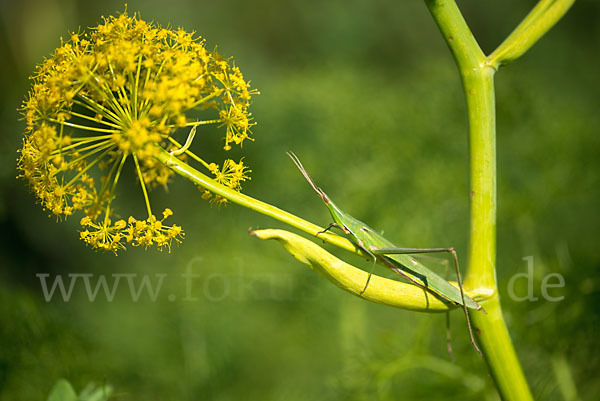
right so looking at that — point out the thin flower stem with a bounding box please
[60,140,113,160]
[68,111,122,129]
[52,141,114,177]
[165,119,222,129]
[104,152,129,222]
[116,84,133,120]
[133,153,153,217]
[74,96,121,126]
[138,68,153,117]
[86,74,130,124]
[107,60,133,121]
[46,119,119,133]
[51,136,113,156]
[65,146,114,187]
[138,60,167,115]
[67,134,115,142]
[98,154,122,205]
[58,122,64,142]
[132,55,143,120]
[186,91,221,110]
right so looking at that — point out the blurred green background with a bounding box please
[1,1,599,400]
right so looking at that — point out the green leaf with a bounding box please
[46,379,113,401]
[79,382,113,401]
[46,379,77,401]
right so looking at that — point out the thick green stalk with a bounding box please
[426,0,573,398]
[425,1,532,400]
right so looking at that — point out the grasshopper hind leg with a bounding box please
[372,246,482,356]
[448,248,482,356]
[358,244,378,295]
[359,258,377,295]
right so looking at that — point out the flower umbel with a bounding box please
[17,10,258,252]
[79,208,182,253]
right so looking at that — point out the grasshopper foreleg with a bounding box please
[316,222,341,236]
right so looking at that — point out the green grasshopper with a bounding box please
[287,152,484,354]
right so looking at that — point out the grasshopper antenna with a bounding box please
[286,151,329,203]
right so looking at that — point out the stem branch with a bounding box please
[487,0,575,68]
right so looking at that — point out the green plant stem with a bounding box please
[487,0,576,68]
[155,148,358,255]
[425,1,532,400]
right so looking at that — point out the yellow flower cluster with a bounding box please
[18,122,101,218]
[17,10,257,252]
[80,209,183,253]
[202,159,251,205]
